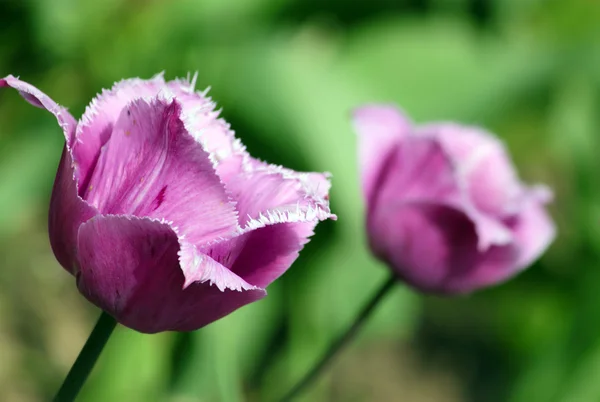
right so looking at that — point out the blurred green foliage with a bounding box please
[0,0,598,401]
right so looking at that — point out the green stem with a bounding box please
[53,311,117,402]
[278,274,397,402]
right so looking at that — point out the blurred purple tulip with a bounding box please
[353,105,555,294]
[1,73,335,333]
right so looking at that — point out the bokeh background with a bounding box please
[0,0,598,401]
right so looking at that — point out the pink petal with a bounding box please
[226,162,334,229]
[74,74,168,189]
[373,202,520,294]
[352,105,411,204]
[442,245,522,294]
[245,157,333,200]
[509,191,556,269]
[179,242,261,291]
[370,134,511,252]
[0,76,99,273]
[202,221,316,289]
[76,215,266,333]
[378,136,459,203]
[195,160,332,289]
[49,148,99,273]
[466,210,513,250]
[371,202,478,292]
[424,123,525,218]
[74,74,246,192]
[0,75,77,145]
[83,96,239,246]
[232,222,316,288]
[167,76,247,183]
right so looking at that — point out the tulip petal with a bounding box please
[0,76,99,273]
[198,160,331,288]
[234,222,316,287]
[226,162,334,230]
[423,123,524,218]
[49,148,99,272]
[466,210,513,250]
[353,105,411,204]
[371,202,479,293]
[372,135,512,250]
[510,192,556,269]
[83,96,239,246]
[379,136,458,203]
[167,76,247,183]
[76,215,266,333]
[373,202,519,294]
[372,198,553,295]
[74,74,168,189]
[75,74,247,191]
[202,221,316,288]
[0,75,77,144]
[179,242,261,291]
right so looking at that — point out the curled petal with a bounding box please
[353,105,411,204]
[178,242,259,291]
[0,76,98,273]
[76,215,266,333]
[199,160,332,288]
[245,158,333,200]
[0,75,77,145]
[227,161,334,230]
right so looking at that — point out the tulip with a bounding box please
[1,73,335,333]
[353,105,555,294]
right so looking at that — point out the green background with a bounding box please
[0,0,598,401]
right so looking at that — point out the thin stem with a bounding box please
[278,274,397,402]
[53,311,117,402]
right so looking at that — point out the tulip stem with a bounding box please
[53,311,117,402]
[277,274,397,402]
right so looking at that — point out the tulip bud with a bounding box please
[353,105,554,294]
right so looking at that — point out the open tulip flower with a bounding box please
[1,74,335,333]
[353,105,555,294]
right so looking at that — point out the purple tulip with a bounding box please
[1,73,335,333]
[353,105,555,294]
